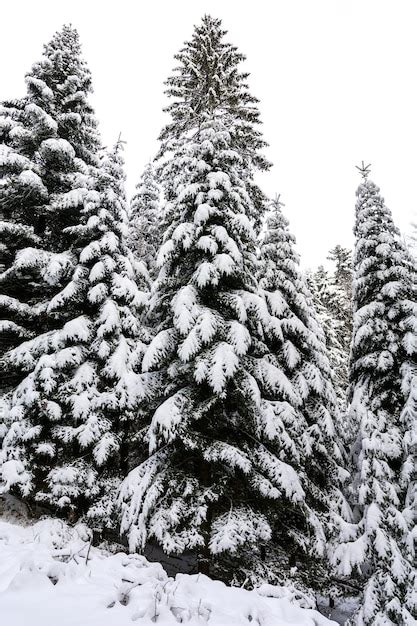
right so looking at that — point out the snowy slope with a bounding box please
[0,512,337,626]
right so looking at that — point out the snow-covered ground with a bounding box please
[0,501,337,626]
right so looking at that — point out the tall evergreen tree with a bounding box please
[257,198,349,589]
[332,165,417,624]
[0,25,100,392]
[0,144,148,525]
[128,161,161,278]
[119,116,276,582]
[119,16,275,580]
[119,17,346,590]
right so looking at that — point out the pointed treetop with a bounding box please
[159,14,269,169]
[268,194,289,228]
[271,193,285,211]
[355,161,372,179]
[263,194,288,232]
[261,193,296,258]
[116,132,126,145]
[23,23,101,164]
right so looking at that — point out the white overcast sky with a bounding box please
[2,0,417,267]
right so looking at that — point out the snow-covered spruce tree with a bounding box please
[325,245,353,359]
[257,198,349,590]
[332,165,417,625]
[118,116,345,591]
[0,26,100,391]
[307,265,350,411]
[157,14,270,222]
[128,161,161,278]
[327,245,353,380]
[119,115,282,581]
[118,15,280,581]
[328,244,353,303]
[0,144,149,526]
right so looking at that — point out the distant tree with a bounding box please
[128,161,161,278]
[332,165,417,624]
[307,265,349,411]
[327,245,353,302]
[307,244,352,414]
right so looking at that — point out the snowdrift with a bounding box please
[0,513,337,626]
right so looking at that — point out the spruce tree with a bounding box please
[332,165,417,624]
[0,144,148,526]
[119,17,346,589]
[326,245,353,359]
[308,264,350,411]
[327,244,353,303]
[128,161,161,278]
[327,245,353,384]
[0,25,100,392]
[257,198,349,589]
[121,113,303,582]
[119,16,274,580]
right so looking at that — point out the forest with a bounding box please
[0,15,416,626]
